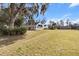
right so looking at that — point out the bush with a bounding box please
[1,27,27,35]
[48,25,55,30]
[14,15,24,27]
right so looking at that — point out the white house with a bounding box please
[36,23,48,30]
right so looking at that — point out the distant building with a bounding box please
[36,23,48,30]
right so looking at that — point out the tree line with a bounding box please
[48,19,79,30]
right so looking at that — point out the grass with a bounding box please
[0,30,79,55]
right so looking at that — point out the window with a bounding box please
[38,25,42,28]
[44,25,46,27]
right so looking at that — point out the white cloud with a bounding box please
[59,14,71,20]
[46,14,71,25]
[72,18,79,23]
[69,3,79,8]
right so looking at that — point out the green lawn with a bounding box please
[0,30,79,56]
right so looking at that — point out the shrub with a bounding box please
[1,27,27,35]
[14,15,24,27]
[48,25,55,30]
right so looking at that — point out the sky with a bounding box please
[36,3,79,23]
[1,3,79,23]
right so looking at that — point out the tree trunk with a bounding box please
[9,12,19,29]
[9,18,15,29]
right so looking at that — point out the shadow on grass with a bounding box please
[0,34,26,47]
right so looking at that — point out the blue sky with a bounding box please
[36,3,79,22]
[2,3,79,22]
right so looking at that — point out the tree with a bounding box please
[56,21,60,29]
[1,3,48,29]
[28,16,35,25]
[66,19,73,29]
[35,19,40,25]
[48,21,56,29]
[66,19,70,26]
[41,18,46,24]
[40,3,48,15]
[60,20,64,26]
